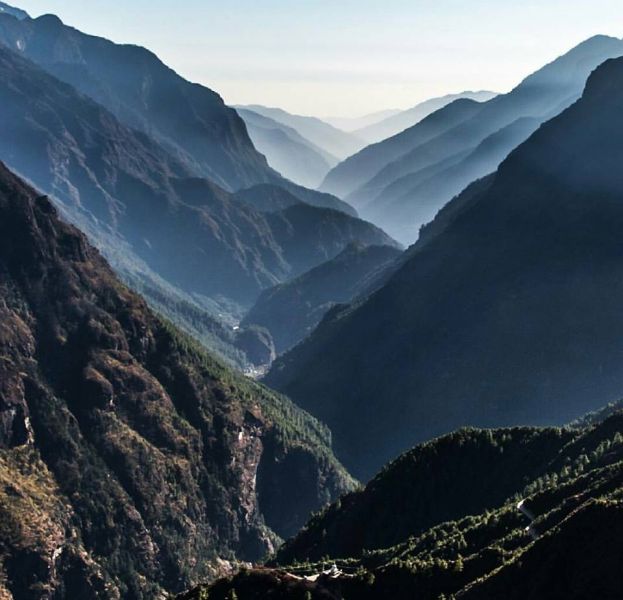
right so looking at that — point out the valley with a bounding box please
[1,2,622,599]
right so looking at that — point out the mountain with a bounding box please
[0,1,27,20]
[236,105,365,160]
[234,184,304,213]
[323,109,401,133]
[346,36,623,236]
[242,243,402,354]
[0,10,351,217]
[264,204,400,278]
[0,161,355,599]
[236,108,338,188]
[183,405,623,599]
[265,55,623,480]
[0,42,392,372]
[365,116,542,243]
[320,98,485,200]
[321,36,623,219]
[0,11,270,191]
[355,91,498,144]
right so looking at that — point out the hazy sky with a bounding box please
[15,1,623,117]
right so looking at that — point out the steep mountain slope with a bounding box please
[321,35,623,213]
[237,109,338,188]
[274,427,572,563]
[0,10,349,216]
[265,205,400,278]
[0,162,354,599]
[320,98,485,200]
[355,91,497,144]
[184,407,623,600]
[0,12,269,191]
[266,56,623,480]
[234,185,305,213]
[0,45,388,322]
[242,244,402,354]
[365,117,541,243]
[237,105,365,160]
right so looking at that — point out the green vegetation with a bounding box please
[184,406,623,599]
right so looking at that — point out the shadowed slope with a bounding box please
[266,56,623,479]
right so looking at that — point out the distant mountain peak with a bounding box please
[0,1,28,20]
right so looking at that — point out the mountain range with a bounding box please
[0,11,400,369]
[353,90,498,144]
[0,11,355,211]
[236,108,338,188]
[322,109,401,133]
[0,160,354,599]
[236,105,366,161]
[266,55,623,479]
[321,35,623,244]
[1,4,623,599]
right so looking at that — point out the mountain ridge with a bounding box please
[354,90,498,144]
[242,243,402,354]
[266,54,623,479]
[0,41,393,370]
[236,104,365,160]
[321,35,623,244]
[236,108,338,188]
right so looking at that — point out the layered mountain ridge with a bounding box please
[321,35,623,244]
[236,105,365,161]
[353,90,498,144]
[236,108,338,189]
[266,55,623,479]
[0,32,396,367]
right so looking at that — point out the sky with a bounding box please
[14,0,623,118]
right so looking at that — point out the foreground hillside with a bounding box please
[182,403,623,599]
[266,55,623,480]
[0,163,354,599]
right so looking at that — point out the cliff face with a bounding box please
[0,162,354,599]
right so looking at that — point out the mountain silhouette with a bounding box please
[354,90,497,144]
[266,55,623,479]
[321,36,623,243]
[237,108,338,188]
[237,104,366,160]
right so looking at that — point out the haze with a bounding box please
[15,0,623,116]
